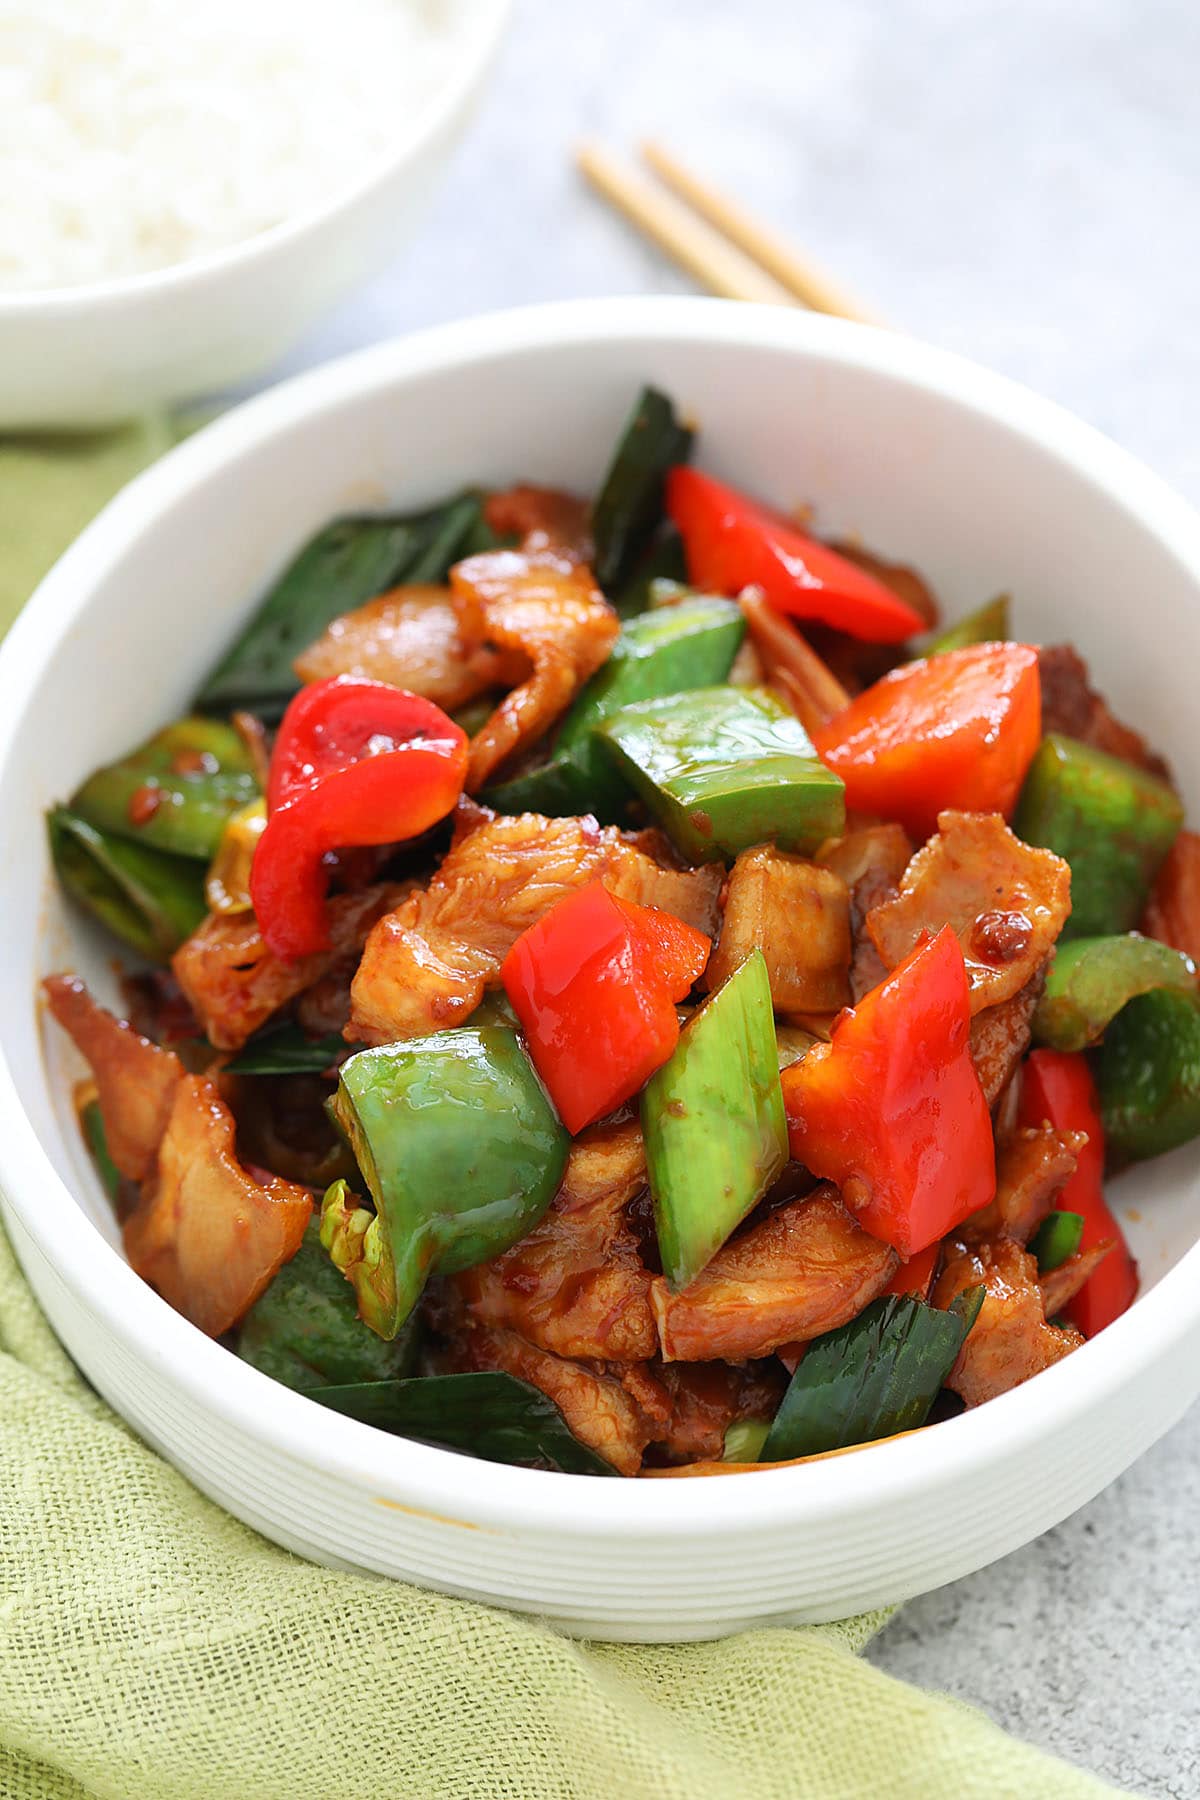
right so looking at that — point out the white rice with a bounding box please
[0,0,456,291]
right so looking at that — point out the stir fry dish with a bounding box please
[42,387,1200,1477]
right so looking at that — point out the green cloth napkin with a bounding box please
[0,430,1134,1800]
[0,420,178,630]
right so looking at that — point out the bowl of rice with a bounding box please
[0,0,510,427]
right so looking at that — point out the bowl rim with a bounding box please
[4,294,1200,1538]
[0,0,510,315]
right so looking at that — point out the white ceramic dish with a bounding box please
[0,0,509,429]
[3,298,1200,1643]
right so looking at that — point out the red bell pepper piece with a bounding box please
[813,641,1042,840]
[665,467,926,644]
[500,880,710,1135]
[781,925,995,1255]
[1018,1049,1138,1336]
[610,894,710,998]
[251,676,467,962]
[881,1241,941,1300]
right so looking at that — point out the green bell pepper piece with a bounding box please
[236,1221,419,1391]
[591,386,693,594]
[484,596,746,820]
[598,686,845,862]
[1096,986,1200,1162]
[759,1292,975,1462]
[925,593,1010,655]
[312,1371,617,1474]
[1029,1210,1084,1272]
[70,716,259,860]
[321,1025,569,1338]
[644,949,787,1290]
[47,805,208,961]
[558,598,745,755]
[196,494,488,716]
[481,752,606,821]
[1014,733,1183,937]
[1033,932,1196,1052]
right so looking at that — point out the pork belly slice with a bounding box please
[867,810,1071,1013]
[650,1186,897,1365]
[933,1235,1085,1408]
[348,805,721,1044]
[452,1120,656,1363]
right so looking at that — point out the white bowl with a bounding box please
[3,298,1200,1644]
[0,1,509,429]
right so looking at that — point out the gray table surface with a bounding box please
[258,4,1200,1792]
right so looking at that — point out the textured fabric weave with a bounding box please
[0,428,1134,1799]
[0,419,178,630]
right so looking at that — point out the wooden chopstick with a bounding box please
[576,138,878,324]
[576,141,799,307]
[640,141,880,323]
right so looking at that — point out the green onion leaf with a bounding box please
[236,1222,418,1391]
[947,1283,987,1333]
[80,1099,122,1203]
[196,494,488,716]
[760,1294,973,1462]
[612,529,689,619]
[311,1371,618,1475]
[223,1024,348,1076]
[591,387,693,594]
[400,491,495,583]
